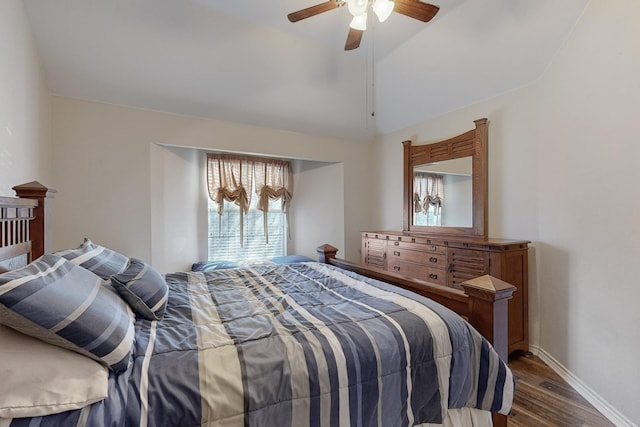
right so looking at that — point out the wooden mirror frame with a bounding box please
[403,118,488,238]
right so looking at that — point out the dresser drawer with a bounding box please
[424,252,446,268]
[387,246,447,268]
[386,260,447,286]
[421,267,447,287]
[423,243,446,255]
[388,247,420,264]
[388,239,447,255]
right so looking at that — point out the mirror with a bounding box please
[413,156,473,227]
[403,118,488,238]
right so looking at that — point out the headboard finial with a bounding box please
[12,181,56,259]
[12,181,57,197]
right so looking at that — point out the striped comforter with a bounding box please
[11,262,513,427]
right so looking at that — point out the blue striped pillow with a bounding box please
[0,255,135,372]
[110,258,168,321]
[55,238,129,280]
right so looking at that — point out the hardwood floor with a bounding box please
[507,354,614,426]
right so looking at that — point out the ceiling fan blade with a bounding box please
[393,0,440,22]
[288,1,340,23]
[344,28,363,50]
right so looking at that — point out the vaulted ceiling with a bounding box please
[23,0,589,142]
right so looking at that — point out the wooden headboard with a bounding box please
[0,181,55,272]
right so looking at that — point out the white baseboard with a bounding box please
[528,345,636,427]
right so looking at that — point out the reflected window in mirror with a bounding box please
[413,173,443,226]
[413,156,473,227]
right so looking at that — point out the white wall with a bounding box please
[372,0,639,423]
[536,0,640,423]
[149,144,202,272]
[290,160,345,260]
[0,0,52,195]
[51,97,371,272]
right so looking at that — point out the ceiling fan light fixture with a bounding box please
[373,0,394,22]
[287,0,440,50]
[347,0,368,17]
[349,12,368,31]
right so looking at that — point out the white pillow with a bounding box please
[0,324,108,419]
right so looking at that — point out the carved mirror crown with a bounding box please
[403,118,488,238]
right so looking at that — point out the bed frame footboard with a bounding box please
[317,244,515,359]
[317,244,512,427]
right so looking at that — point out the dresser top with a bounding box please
[362,230,529,249]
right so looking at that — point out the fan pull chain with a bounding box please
[369,23,376,118]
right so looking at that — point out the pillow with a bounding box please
[270,255,314,264]
[0,254,135,372]
[0,324,108,418]
[55,238,129,280]
[111,258,168,321]
[191,260,239,271]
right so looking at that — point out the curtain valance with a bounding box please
[413,172,444,215]
[207,153,293,243]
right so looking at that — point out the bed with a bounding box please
[0,185,514,427]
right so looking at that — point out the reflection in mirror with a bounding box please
[413,157,473,227]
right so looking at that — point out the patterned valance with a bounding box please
[413,172,444,215]
[207,154,293,243]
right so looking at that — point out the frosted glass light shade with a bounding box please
[347,0,368,17]
[373,0,394,22]
[349,13,368,31]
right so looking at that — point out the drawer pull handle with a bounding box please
[448,263,454,273]
[430,245,437,251]
[393,251,400,256]
[429,273,438,280]
[429,257,438,263]
[393,265,401,271]
[394,242,399,246]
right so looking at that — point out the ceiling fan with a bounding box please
[288,0,440,51]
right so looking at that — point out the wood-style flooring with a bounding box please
[507,354,614,426]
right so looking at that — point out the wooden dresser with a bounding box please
[362,230,529,355]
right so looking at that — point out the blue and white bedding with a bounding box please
[4,261,513,427]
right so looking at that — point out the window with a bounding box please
[206,153,292,262]
[208,192,286,262]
